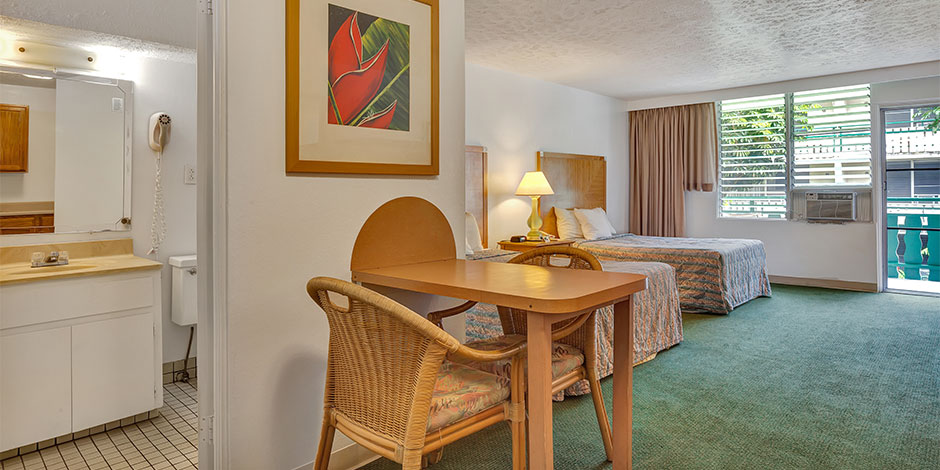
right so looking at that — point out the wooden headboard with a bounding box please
[537,151,606,238]
[465,145,487,248]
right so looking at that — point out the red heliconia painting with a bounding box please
[328,4,410,131]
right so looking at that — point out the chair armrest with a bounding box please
[447,337,527,363]
[550,312,592,342]
[428,300,478,329]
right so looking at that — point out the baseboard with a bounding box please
[769,275,878,292]
[290,442,380,470]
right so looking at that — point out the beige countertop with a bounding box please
[0,254,163,286]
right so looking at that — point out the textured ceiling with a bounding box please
[0,16,196,64]
[0,0,197,49]
[466,0,940,99]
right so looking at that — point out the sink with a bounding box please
[6,264,96,275]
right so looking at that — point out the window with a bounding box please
[886,161,913,199]
[719,94,787,219]
[885,104,940,199]
[913,160,940,197]
[718,85,872,219]
[792,85,872,187]
[884,109,913,129]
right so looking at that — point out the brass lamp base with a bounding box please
[526,196,542,240]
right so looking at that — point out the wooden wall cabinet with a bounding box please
[0,104,29,173]
[0,213,54,234]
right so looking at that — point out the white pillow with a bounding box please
[465,212,484,253]
[554,208,584,240]
[573,208,614,240]
[579,207,616,234]
[465,238,474,256]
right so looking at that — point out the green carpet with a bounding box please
[361,285,940,469]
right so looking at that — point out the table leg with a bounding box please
[526,311,554,469]
[612,298,634,470]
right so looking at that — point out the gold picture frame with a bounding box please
[286,0,439,175]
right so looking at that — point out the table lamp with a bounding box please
[515,171,554,239]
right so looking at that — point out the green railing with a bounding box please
[887,197,940,281]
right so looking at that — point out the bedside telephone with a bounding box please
[510,232,557,243]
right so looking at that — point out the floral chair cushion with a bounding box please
[427,362,510,432]
[454,334,585,381]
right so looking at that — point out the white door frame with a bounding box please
[876,99,940,295]
[197,0,230,468]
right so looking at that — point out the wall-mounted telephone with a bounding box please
[148,112,171,255]
[149,113,171,151]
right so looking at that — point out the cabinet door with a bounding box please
[1,327,72,451]
[71,313,155,431]
[0,104,29,173]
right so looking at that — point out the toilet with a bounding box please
[169,255,197,326]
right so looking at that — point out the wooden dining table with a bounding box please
[353,258,647,470]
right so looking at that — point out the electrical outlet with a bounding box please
[184,164,196,185]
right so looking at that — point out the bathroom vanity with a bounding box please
[0,239,163,452]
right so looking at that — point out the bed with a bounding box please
[537,151,772,314]
[573,235,770,314]
[465,248,682,397]
[460,146,683,398]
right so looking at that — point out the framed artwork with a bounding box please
[286,0,439,175]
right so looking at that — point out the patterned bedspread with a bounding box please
[573,234,772,314]
[465,249,683,397]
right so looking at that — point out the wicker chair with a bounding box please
[429,246,614,461]
[307,277,528,470]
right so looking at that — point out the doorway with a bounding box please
[883,105,940,294]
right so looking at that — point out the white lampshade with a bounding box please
[515,171,554,196]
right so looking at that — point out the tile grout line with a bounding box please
[165,384,194,413]
[97,432,132,470]
[123,423,171,470]
[140,410,193,467]
[123,424,159,470]
[1,383,198,470]
[87,432,116,470]
[162,388,198,440]
[132,421,177,468]
[162,386,198,436]
[65,441,92,470]
[75,437,108,470]
[37,445,66,470]
[53,443,67,470]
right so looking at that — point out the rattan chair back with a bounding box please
[498,247,602,349]
[307,277,460,448]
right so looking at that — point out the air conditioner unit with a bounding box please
[805,192,857,222]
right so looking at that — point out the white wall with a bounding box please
[128,56,198,365]
[465,63,629,242]
[626,62,940,285]
[0,83,56,203]
[221,0,466,468]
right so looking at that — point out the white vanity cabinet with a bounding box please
[0,269,162,452]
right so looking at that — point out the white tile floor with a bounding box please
[1,382,198,470]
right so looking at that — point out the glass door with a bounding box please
[884,105,940,294]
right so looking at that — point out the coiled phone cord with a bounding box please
[149,149,167,255]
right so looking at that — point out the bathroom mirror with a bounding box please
[0,66,133,235]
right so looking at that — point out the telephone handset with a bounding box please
[148,113,171,255]
[149,113,171,151]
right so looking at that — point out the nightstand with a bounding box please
[497,239,574,253]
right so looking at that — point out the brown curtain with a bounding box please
[629,102,718,237]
